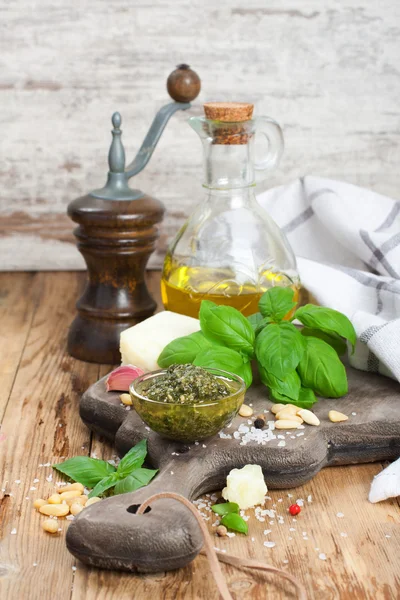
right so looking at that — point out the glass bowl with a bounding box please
[129,367,246,443]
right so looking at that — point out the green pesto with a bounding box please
[131,365,245,443]
[141,364,230,405]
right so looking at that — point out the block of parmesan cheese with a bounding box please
[120,311,200,372]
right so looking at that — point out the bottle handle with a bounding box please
[253,116,284,181]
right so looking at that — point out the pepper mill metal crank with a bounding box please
[67,65,201,364]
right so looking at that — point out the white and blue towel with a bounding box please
[258,177,400,383]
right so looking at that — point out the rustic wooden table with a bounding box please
[0,271,399,600]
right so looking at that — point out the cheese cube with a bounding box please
[120,311,200,372]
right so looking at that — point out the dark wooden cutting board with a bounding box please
[66,366,400,573]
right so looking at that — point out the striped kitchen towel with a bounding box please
[257,176,400,382]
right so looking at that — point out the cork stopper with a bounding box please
[203,102,254,122]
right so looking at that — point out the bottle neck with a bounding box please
[202,137,256,190]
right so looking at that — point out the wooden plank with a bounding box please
[0,272,98,600]
[0,272,39,420]
[1,1,400,270]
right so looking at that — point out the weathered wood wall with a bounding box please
[1,0,399,270]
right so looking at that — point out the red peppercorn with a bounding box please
[289,504,301,516]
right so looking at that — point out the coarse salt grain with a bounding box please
[340,532,348,537]
[263,541,275,548]
[15,480,21,484]
[307,495,312,503]
[296,499,304,506]
[283,559,289,564]
[46,474,53,483]
[30,487,36,491]
[11,528,17,535]
[33,479,39,483]
[226,532,236,538]
[385,534,391,538]
[319,553,327,560]
[337,512,344,518]
[263,529,271,535]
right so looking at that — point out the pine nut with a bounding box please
[329,410,348,423]
[70,503,84,516]
[239,404,253,417]
[58,482,84,493]
[270,404,285,415]
[39,503,70,517]
[85,497,101,507]
[274,420,301,430]
[47,494,62,504]
[281,404,299,415]
[33,498,47,510]
[120,393,133,406]
[65,495,88,507]
[276,411,303,423]
[297,409,320,426]
[216,525,227,537]
[42,519,60,534]
[59,490,82,501]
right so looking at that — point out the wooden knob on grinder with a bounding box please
[167,64,201,103]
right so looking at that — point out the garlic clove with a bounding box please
[106,365,145,392]
[369,456,400,503]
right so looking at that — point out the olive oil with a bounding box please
[161,259,300,318]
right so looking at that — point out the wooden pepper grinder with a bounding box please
[67,65,201,364]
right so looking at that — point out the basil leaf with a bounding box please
[158,331,211,367]
[295,304,356,349]
[259,287,297,322]
[260,367,301,401]
[117,439,147,478]
[297,386,317,408]
[221,513,248,535]
[269,386,317,409]
[297,336,348,398]
[301,327,347,356]
[255,322,305,380]
[247,312,263,332]
[88,473,119,499]
[113,468,158,495]
[193,346,252,387]
[199,300,255,357]
[212,502,239,516]
[52,457,116,487]
[255,317,274,336]
[239,361,253,389]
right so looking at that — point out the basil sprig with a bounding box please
[157,286,356,407]
[53,439,157,499]
[212,502,248,534]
